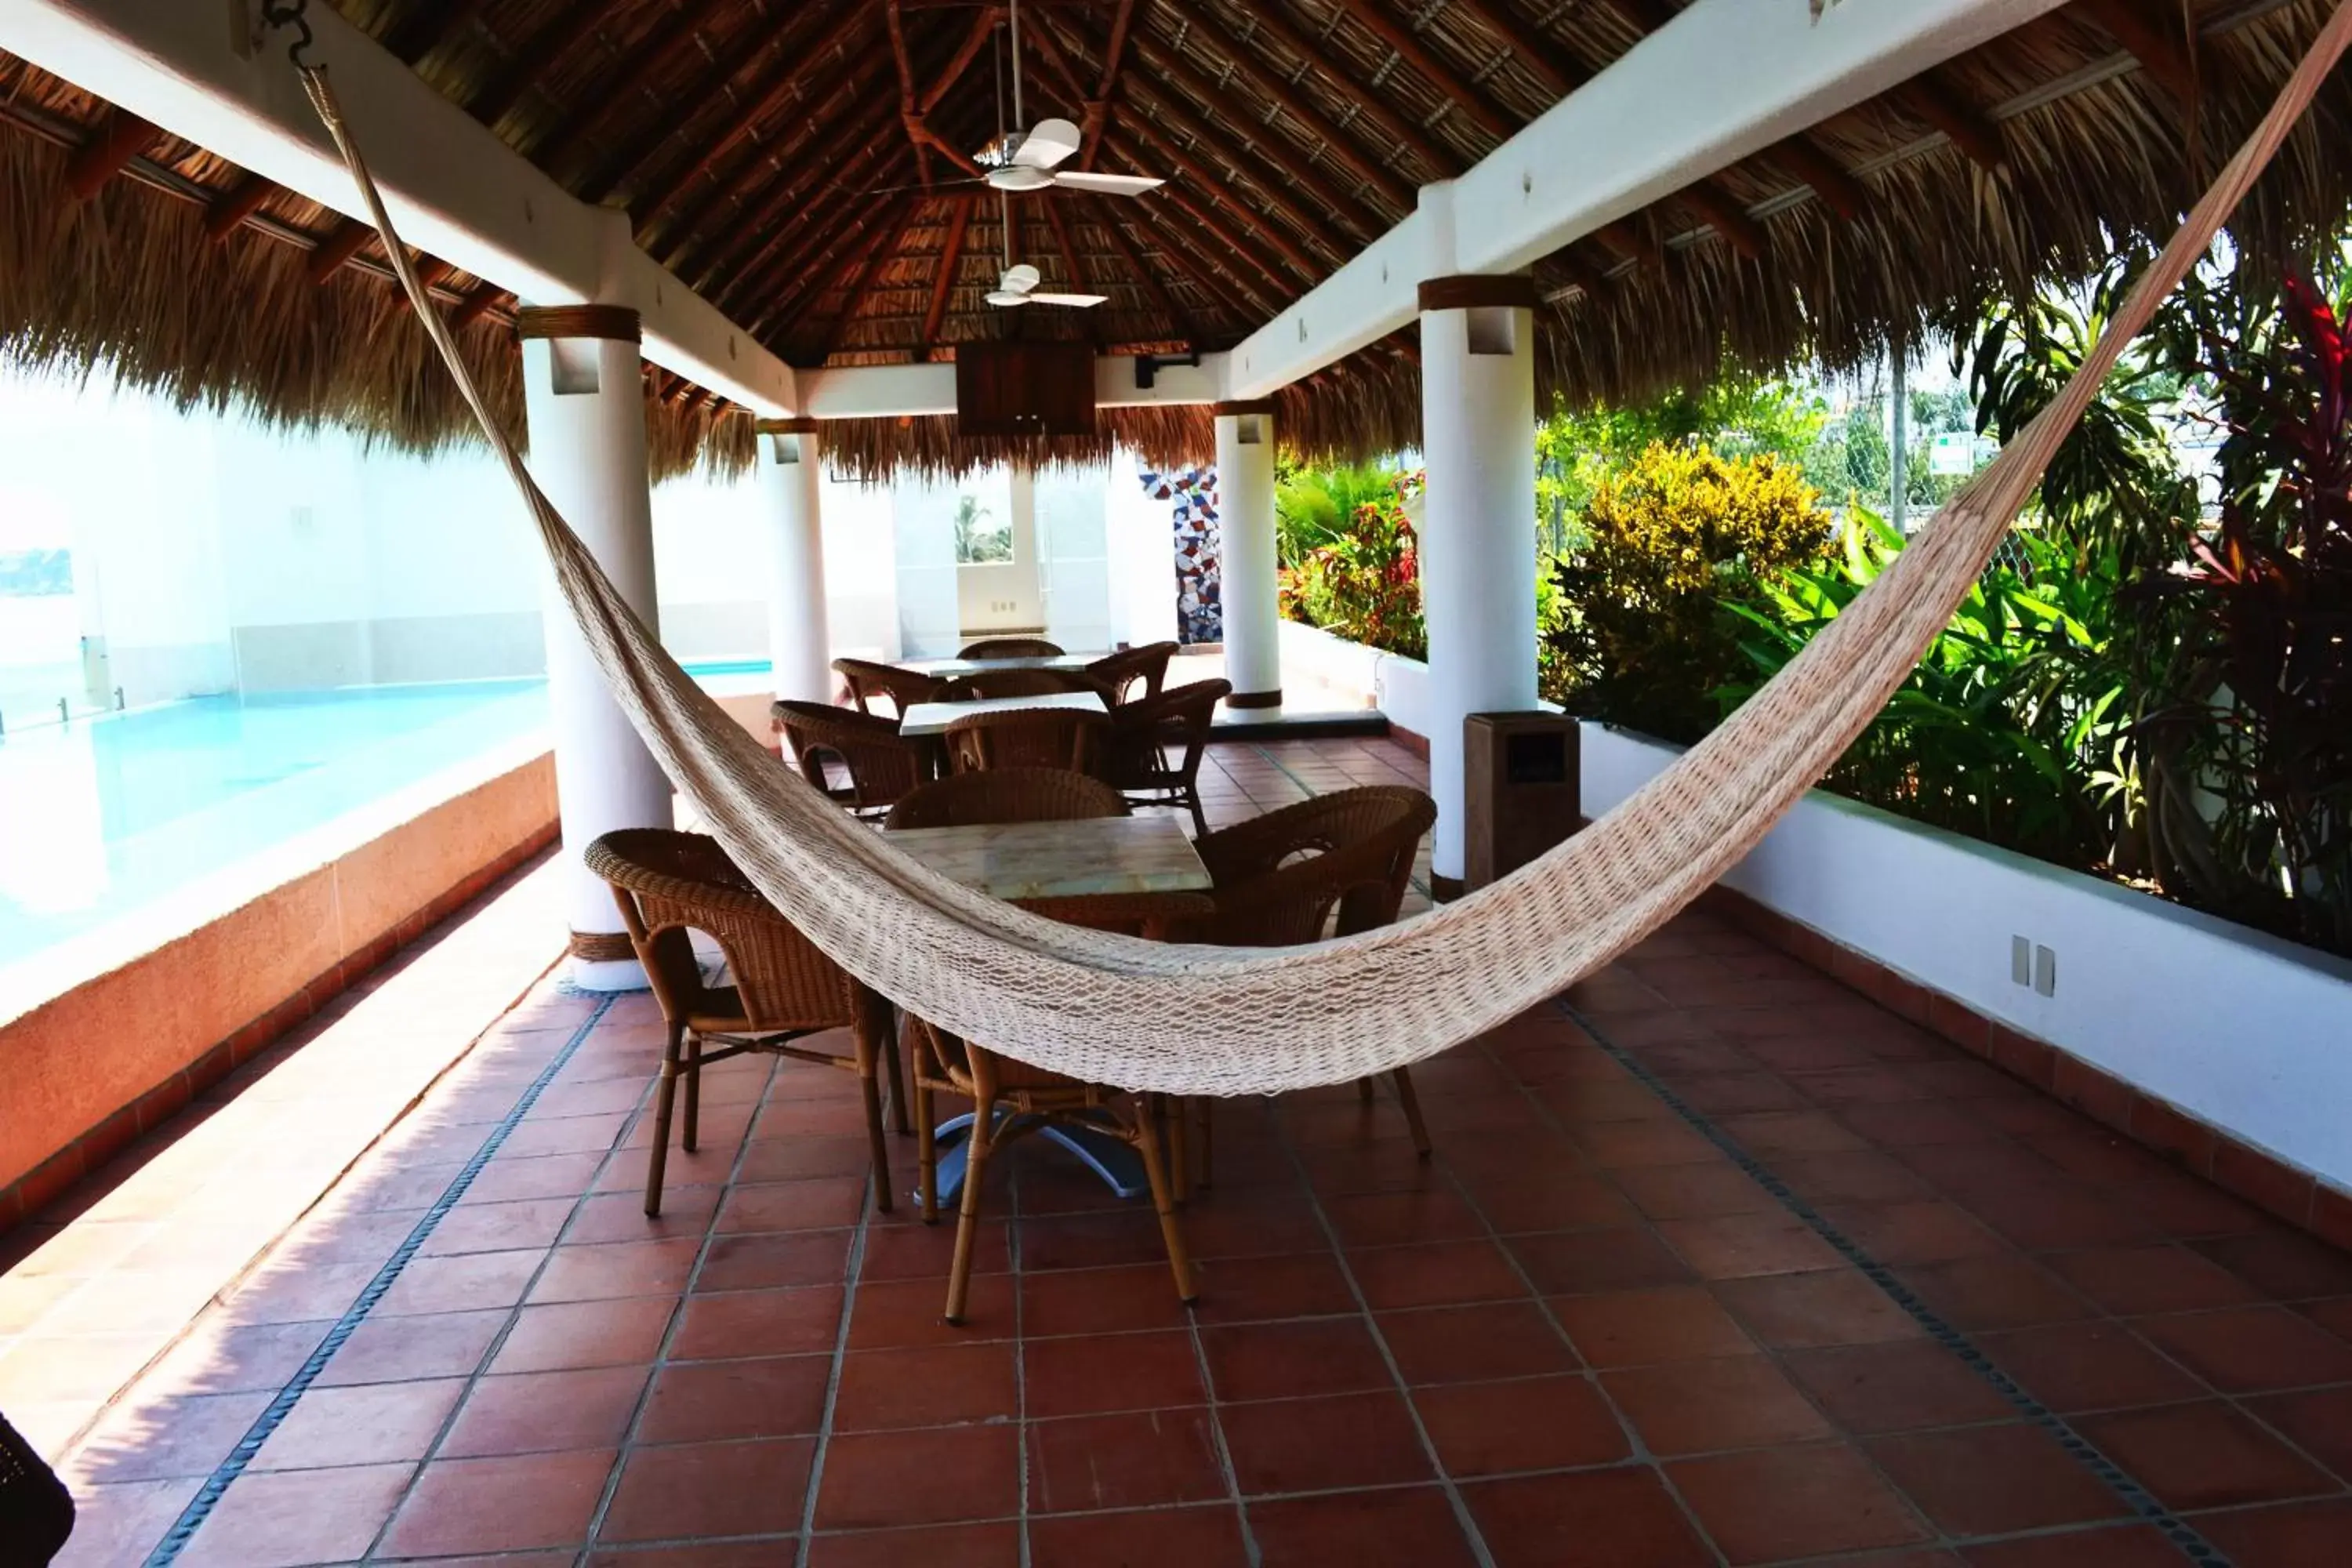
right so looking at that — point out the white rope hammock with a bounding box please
[292,2,2348,1098]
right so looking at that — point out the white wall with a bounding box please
[1580,724,2352,1192]
[1107,448,1180,650]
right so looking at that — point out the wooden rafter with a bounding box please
[1113,71,1370,253]
[1079,0,1139,166]
[2070,0,2198,107]
[203,172,276,241]
[1106,131,1308,307]
[1186,0,1457,181]
[886,0,935,187]
[1760,136,1871,224]
[712,137,909,311]
[1671,182,1767,261]
[1090,195,1200,346]
[451,282,506,331]
[63,110,158,201]
[923,6,1004,113]
[384,0,488,65]
[470,0,630,126]
[671,86,901,279]
[1147,2,1414,211]
[306,219,376,285]
[1320,0,1513,142]
[1040,196,1102,343]
[1115,187,1270,323]
[921,194,977,358]
[1127,31,1388,239]
[628,3,877,225]
[531,0,735,167]
[1116,113,1333,279]
[1889,74,2006,171]
[816,198,923,361]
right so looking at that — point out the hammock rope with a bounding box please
[288,2,2350,1098]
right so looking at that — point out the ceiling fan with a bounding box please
[978,0,1163,201]
[985,260,1102,310]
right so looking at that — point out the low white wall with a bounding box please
[1581,724,2352,1192]
[1276,620,1433,727]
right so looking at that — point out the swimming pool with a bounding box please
[0,663,768,979]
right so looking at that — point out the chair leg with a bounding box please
[681,1032,703,1154]
[1195,1098,1214,1189]
[916,1077,938,1225]
[1131,1098,1200,1305]
[884,1025,912,1136]
[945,1099,996,1326]
[859,1061,895,1215]
[1392,1067,1432,1159]
[1356,1077,1376,1105]
[1163,1095,1189,1204]
[643,1022,684,1218]
[1186,787,1208,838]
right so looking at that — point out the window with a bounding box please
[953,490,1014,564]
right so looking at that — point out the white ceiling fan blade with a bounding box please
[1028,292,1109,308]
[1011,117,1082,169]
[1051,170,1164,197]
[985,290,1033,307]
[1000,263,1041,293]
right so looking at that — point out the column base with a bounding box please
[1225,689,1283,710]
[568,929,648,992]
[1430,873,1467,904]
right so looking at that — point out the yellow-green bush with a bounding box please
[1547,441,1833,740]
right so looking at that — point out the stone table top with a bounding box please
[881,814,1212,899]
[908,653,1100,677]
[897,690,1109,738]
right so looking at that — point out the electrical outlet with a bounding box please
[2010,935,2032,986]
[2033,945,2057,997]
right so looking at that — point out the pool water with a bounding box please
[0,662,768,977]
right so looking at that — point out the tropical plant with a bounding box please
[1720,510,2137,868]
[1278,469,1426,660]
[1274,463,1402,566]
[1546,441,1833,741]
[1537,377,1827,550]
[953,493,1011,564]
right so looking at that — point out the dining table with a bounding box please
[907,652,1101,679]
[895,688,1108,739]
[882,811,1213,1202]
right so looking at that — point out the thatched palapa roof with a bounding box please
[3,0,2350,478]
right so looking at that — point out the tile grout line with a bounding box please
[1268,1105,1501,1568]
[786,1120,877,1568]
[1166,1133,1268,1566]
[140,989,620,1568]
[1558,996,2235,1567]
[1011,1138,1033,1568]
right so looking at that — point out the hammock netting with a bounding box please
[292,2,2350,1098]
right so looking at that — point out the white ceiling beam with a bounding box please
[5,0,798,416]
[1226,0,2069,399]
[800,354,1230,419]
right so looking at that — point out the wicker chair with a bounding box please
[884,768,1130,829]
[933,668,1109,702]
[1085,641,1181,705]
[906,889,1215,1323]
[1101,678,1230,834]
[0,1407,72,1566]
[773,699,927,816]
[1192,786,1439,1156]
[944,706,1110,775]
[958,636,1064,659]
[833,657,942,717]
[587,829,910,1217]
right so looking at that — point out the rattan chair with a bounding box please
[587,829,910,1217]
[1101,678,1230,835]
[1192,786,1439,1157]
[1085,641,1181,705]
[0,1407,72,1566]
[944,706,1109,775]
[833,657,942,717]
[957,636,1064,659]
[773,699,927,816]
[906,889,1214,1324]
[884,768,1130,829]
[933,668,1109,702]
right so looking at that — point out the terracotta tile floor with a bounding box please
[24,737,2352,1564]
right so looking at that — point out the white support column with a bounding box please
[519,305,673,989]
[1214,401,1283,708]
[756,417,832,704]
[1417,277,1541,898]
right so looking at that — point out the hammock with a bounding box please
[290,5,2348,1098]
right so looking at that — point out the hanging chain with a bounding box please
[260,0,315,71]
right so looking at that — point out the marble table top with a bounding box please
[898,690,1109,738]
[882,814,1212,899]
[909,653,1100,677]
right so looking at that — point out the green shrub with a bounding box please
[1545,441,1833,740]
[1279,470,1426,661]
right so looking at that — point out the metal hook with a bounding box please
[260,0,315,71]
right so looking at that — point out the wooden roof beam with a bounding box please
[921,5,1004,113]
[1181,0,1458,180]
[920,194,977,358]
[1116,114,1332,280]
[1144,2,1414,211]
[2069,0,2198,107]
[1113,69,1373,253]
[672,88,902,280]
[306,218,376,285]
[531,0,735,167]
[1091,195,1201,347]
[816,199,923,362]
[1040,196,1103,343]
[1320,0,1514,142]
[1105,130,1308,307]
[886,0,935,188]
[384,0,488,65]
[202,171,275,241]
[1671,182,1768,260]
[1127,31,1390,238]
[710,136,907,310]
[63,109,158,201]
[1889,74,2006,170]
[1759,135,1871,223]
[1132,191,1283,322]
[470,0,631,127]
[1080,0,1138,165]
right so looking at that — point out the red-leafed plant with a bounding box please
[2143,261,2352,953]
